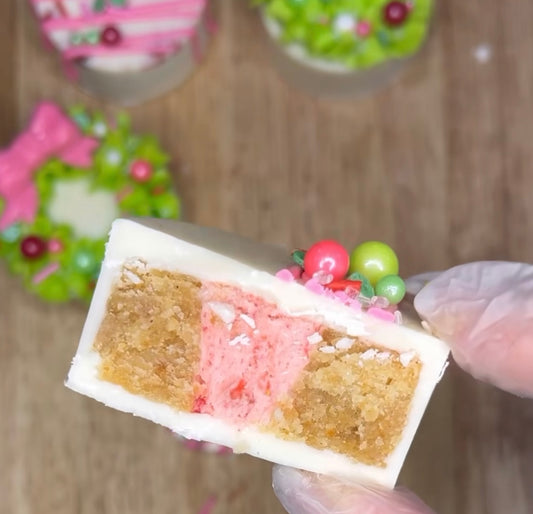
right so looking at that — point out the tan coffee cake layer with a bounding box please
[266,329,421,467]
[93,265,420,466]
[93,263,202,411]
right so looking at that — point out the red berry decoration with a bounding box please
[20,235,47,259]
[383,1,409,26]
[304,240,350,281]
[101,25,122,46]
[130,159,153,182]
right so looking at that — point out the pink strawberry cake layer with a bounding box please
[66,218,449,488]
[198,283,320,424]
[30,0,213,105]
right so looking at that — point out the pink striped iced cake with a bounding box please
[30,0,211,104]
[66,218,449,488]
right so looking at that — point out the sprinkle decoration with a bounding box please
[277,239,406,323]
[20,235,47,259]
[383,1,410,26]
[100,25,122,46]
[349,240,399,286]
[303,240,350,281]
[254,0,434,70]
[0,102,180,303]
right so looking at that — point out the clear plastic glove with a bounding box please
[273,261,533,514]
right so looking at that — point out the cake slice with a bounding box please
[66,218,449,488]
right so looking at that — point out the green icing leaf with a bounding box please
[35,274,71,303]
[291,249,305,267]
[93,0,106,12]
[254,0,434,69]
[347,271,374,298]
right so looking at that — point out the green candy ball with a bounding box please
[349,241,399,286]
[375,275,406,305]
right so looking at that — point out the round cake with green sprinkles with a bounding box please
[0,102,180,303]
[257,0,434,71]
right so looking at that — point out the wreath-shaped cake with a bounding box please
[0,102,180,303]
[256,0,434,70]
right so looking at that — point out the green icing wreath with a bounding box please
[0,106,180,303]
[255,0,434,69]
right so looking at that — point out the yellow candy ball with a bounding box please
[349,241,399,286]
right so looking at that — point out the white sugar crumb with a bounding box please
[473,43,492,63]
[376,351,391,362]
[208,302,236,324]
[319,346,336,354]
[253,329,260,335]
[400,351,417,367]
[240,314,256,329]
[307,332,323,345]
[123,270,142,284]
[125,258,146,270]
[335,337,354,350]
[360,349,378,360]
[229,334,250,347]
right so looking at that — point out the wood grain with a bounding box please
[1,1,532,513]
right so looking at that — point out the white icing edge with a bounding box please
[66,219,450,488]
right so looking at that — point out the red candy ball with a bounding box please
[130,159,153,182]
[383,1,409,26]
[304,240,350,281]
[101,26,122,46]
[21,236,47,259]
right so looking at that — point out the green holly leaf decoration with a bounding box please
[291,249,305,267]
[347,271,374,298]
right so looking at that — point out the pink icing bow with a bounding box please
[0,102,98,230]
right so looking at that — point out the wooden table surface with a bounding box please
[1,1,533,513]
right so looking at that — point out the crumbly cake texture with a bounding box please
[66,218,449,487]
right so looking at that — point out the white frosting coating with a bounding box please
[66,218,450,488]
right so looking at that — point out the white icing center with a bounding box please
[48,179,119,239]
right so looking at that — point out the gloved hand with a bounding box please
[273,261,533,514]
